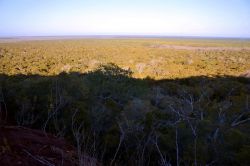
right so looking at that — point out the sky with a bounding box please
[0,0,250,37]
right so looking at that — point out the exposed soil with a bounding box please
[150,44,250,51]
[0,126,99,166]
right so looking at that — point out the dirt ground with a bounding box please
[0,126,99,166]
[150,44,250,51]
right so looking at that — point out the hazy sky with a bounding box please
[0,0,249,37]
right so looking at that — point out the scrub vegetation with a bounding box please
[0,38,250,165]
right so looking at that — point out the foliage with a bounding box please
[0,38,250,165]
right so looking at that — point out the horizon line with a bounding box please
[1,34,250,40]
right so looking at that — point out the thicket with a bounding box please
[0,63,249,165]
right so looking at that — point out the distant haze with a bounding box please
[0,0,250,38]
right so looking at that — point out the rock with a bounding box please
[240,70,250,78]
[61,64,71,73]
[136,63,146,74]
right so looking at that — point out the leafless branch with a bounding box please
[110,121,125,166]
[23,149,55,166]
[71,109,85,166]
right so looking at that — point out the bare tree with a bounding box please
[231,112,250,127]
[71,109,85,166]
[110,121,125,166]
[231,95,250,127]
[175,125,179,166]
[153,134,172,166]
[43,80,67,135]
[0,87,7,124]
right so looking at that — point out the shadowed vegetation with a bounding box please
[0,63,249,165]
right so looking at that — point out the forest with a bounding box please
[0,38,250,165]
